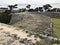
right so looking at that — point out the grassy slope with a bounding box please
[52,18,60,38]
[12,12,51,34]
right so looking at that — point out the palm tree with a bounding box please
[26,4,31,10]
[43,4,52,12]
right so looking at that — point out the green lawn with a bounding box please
[52,18,60,38]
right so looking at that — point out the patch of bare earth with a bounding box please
[0,23,41,45]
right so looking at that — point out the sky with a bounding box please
[0,0,60,4]
[0,0,60,8]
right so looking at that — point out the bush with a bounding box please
[51,40,60,44]
[11,34,17,40]
[34,34,39,38]
[27,35,31,37]
[26,31,28,33]
[0,12,12,24]
[18,25,27,29]
[39,35,44,39]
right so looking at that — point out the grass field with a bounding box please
[52,18,60,38]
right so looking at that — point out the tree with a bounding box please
[35,7,39,11]
[26,4,31,10]
[43,4,52,12]
[39,7,43,12]
[8,4,18,13]
[0,4,18,24]
[35,7,43,12]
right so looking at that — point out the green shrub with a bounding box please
[18,25,27,29]
[25,31,28,33]
[51,40,60,44]
[0,12,12,24]
[39,35,44,39]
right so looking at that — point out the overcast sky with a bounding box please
[0,0,60,4]
[0,0,60,8]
